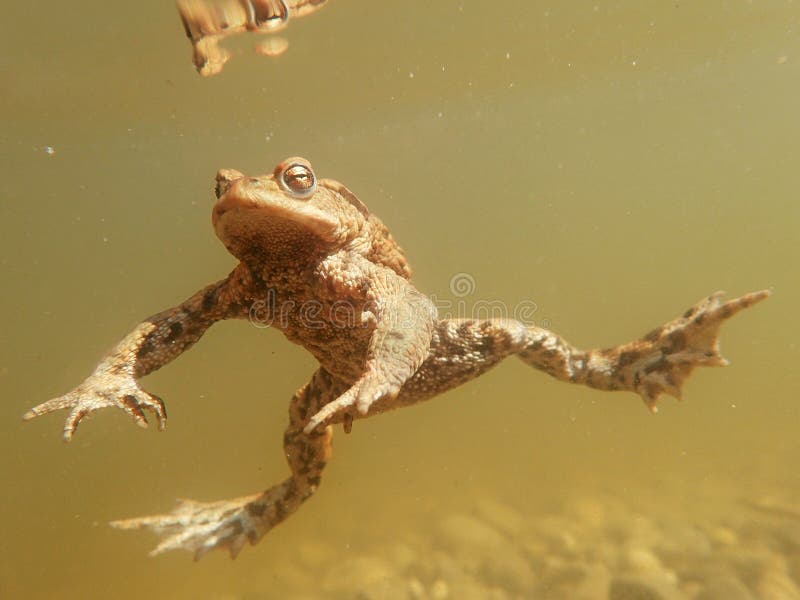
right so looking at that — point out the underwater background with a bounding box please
[1,1,798,598]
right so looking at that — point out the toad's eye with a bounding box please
[279,162,316,198]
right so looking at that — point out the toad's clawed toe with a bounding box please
[628,289,770,410]
[304,390,356,434]
[23,369,168,441]
[111,494,263,560]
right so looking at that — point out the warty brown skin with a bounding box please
[24,157,770,558]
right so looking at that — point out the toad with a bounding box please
[24,157,769,558]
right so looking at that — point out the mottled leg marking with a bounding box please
[303,384,359,434]
[518,289,770,410]
[112,369,342,559]
[319,290,769,427]
[22,309,207,441]
[107,291,767,556]
[313,318,531,428]
[23,270,251,440]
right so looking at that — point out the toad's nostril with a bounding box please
[214,169,244,199]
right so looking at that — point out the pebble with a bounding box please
[320,556,399,598]
[477,545,536,592]
[695,576,755,600]
[436,513,507,559]
[623,545,665,573]
[435,513,535,593]
[472,495,526,538]
[408,577,426,599]
[608,575,685,600]
[757,555,800,600]
[654,524,711,563]
[573,564,612,600]
[565,496,611,530]
[429,579,449,599]
[531,515,580,556]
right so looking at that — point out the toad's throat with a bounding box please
[214,208,340,264]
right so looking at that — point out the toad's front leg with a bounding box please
[23,270,248,440]
[112,369,344,559]
[304,264,437,433]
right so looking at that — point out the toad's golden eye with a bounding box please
[280,162,316,198]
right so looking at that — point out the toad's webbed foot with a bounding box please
[520,289,771,411]
[23,362,166,441]
[624,289,771,410]
[23,277,242,441]
[114,370,336,558]
[112,494,263,560]
[112,477,315,559]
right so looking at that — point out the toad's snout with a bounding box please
[214,169,244,199]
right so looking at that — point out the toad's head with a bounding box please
[212,157,410,277]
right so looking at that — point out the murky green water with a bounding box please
[2,2,798,598]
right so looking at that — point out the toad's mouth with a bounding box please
[216,209,331,258]
[213,197,340,244]
[213,200,338,240]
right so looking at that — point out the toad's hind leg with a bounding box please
[357,290,769,423]
[112,369,342,559]
[517,289,770,410]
